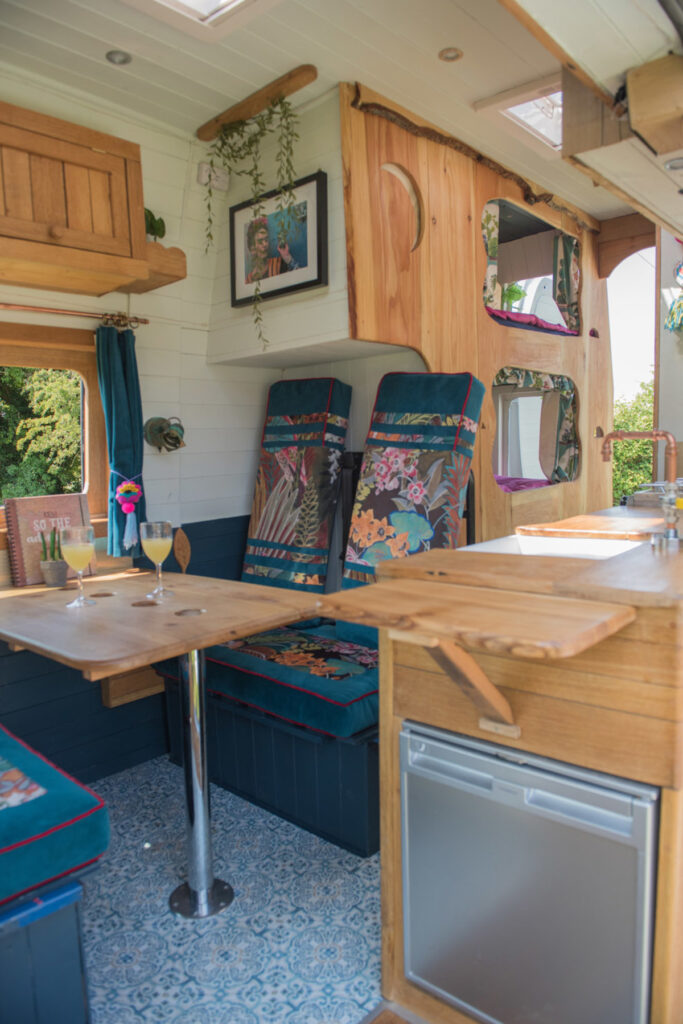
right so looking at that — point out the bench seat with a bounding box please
[0,723,109,905]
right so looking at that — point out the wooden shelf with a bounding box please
[117,241,187,294]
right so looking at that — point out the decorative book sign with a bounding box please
[4,494,94,587]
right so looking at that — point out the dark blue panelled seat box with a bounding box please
[0,723,109,1024]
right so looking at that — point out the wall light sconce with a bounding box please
[144,416,186,452]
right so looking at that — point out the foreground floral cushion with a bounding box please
[159,623,379,737]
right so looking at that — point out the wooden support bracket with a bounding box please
[196,64,317,141]
[430,639,516,726]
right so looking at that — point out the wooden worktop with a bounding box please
[376,538,683,607]
[516,506,665,540]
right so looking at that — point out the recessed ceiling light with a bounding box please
[664,157,683,171]
[106,49,133,66]
[438,47,463,62]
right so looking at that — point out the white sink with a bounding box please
[467,534,645,559]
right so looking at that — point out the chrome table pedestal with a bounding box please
[169,649,234,918]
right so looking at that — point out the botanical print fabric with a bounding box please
[220,628,378,681]
[0,756,46,811]
[343,373,485,587]
[481,200,500,307]
[493,366,579,482]
[242,379,351,593]
[553,233,581,334]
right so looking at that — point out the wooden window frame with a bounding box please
[0,321,108,547]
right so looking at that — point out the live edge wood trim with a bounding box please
[0,321,108,534]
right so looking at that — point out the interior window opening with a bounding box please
[492,367,580,492]
[482,199,580,335]
[606,247,657,505]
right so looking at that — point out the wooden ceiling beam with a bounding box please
[196,64,317,141]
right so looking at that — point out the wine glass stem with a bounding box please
[77,570,84,603]
[156,562,163,592]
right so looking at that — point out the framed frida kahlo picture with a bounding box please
[229,170,328,307]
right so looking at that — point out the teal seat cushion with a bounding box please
[0,725,109,905]
[160,625,379,738]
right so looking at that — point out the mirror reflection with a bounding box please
[491,367,580,492]
[482,200,580,335]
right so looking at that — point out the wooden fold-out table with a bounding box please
[0,570,317,918]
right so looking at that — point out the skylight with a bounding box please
[120,0,281,39]
[502,91,563,151]
[472,75,563,156]
[159,0,249,22]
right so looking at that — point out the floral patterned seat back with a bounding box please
[343,372,485,590]
[241,377,351,593]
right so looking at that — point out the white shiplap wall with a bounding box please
[0,61,279,527]
[207,88,358,365]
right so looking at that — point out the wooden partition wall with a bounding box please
[339,83,614,541]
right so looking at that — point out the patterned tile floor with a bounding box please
[82,757,382,1024]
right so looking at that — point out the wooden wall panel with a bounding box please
[340,83,614,541]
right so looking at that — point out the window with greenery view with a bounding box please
[0,366,83,501]
[612,377,654,505]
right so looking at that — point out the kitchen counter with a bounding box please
[318,509,683,1024]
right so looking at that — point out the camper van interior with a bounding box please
[0,1,682,1022]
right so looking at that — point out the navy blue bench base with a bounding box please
[164,677,379,857]
[0,880,90,1024]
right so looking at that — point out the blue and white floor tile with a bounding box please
[82,757,382,1024]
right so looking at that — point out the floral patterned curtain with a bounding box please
[493,366,579,483]
[553,234,581,333]
[481,201,499,307]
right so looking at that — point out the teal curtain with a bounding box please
[95,326,147,557]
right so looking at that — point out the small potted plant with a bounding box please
[40,527,68,587]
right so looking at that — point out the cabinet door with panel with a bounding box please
[0,100,145,261]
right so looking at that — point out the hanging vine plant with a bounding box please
[205,96,300,347]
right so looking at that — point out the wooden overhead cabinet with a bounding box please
[0,100,156,296]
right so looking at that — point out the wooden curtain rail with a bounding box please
[0,303,149,328]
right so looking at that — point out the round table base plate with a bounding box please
[169,879,235,918]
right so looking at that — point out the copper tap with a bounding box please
[601,430,679,539]
[601,430,678,483]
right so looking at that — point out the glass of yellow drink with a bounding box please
[140,521,174,600]
[60,525,96,608]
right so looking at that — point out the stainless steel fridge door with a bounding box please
[400,725,659,1024]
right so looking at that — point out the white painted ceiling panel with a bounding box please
[509,0,681,91]
[0,0,671,223]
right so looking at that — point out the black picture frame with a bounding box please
[229,170,328,308]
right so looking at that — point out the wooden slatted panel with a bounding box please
[396,640,682,722]
[393,650,680,788]
[29,153,66,226]
[88,168,113,237]
[2,147,32,219]
[64,163,93,233]
[0,122,131,255]
[0,151,4,217]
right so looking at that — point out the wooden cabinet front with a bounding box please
[0,100,150,296]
